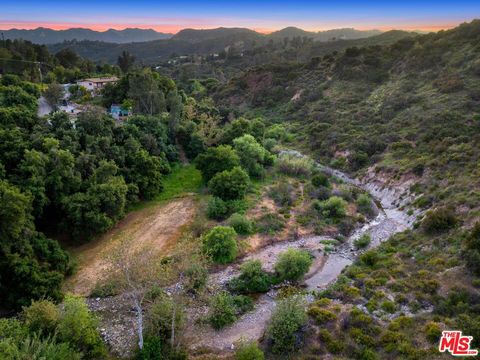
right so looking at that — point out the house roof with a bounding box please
[80,77,119,83]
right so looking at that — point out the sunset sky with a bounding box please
[1,0,479,33]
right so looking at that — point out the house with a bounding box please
[76,77,119,93]
[110,104,130,121]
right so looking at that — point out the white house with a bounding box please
[76,77,119,93]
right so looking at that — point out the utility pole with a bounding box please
[36,62,43,84]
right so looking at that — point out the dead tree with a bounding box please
[109,238,162,350]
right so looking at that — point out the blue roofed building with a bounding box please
[110,104,130,121]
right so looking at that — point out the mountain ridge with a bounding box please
[0,27,173,44]
[1,26,387,45]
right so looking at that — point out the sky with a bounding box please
[1,0,479,33]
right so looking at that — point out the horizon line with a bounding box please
[0,22,464,34]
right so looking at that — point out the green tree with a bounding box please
[144,295,185,343]
[222,117,253,144]
[126,149,167,199]
[22,299,60,335]
[0,85,37,110]
[206,196,229,220]
[57,295,106,358]
[166,90,184,138]
[233,134,268,177]
[266,296,307,354]
[55,48,80,68]
[229,260,271,294]
[43,83,65,111]
[195,145,240,181]
[314,196,348,219]
[117,50,136,73]
[208,166,250,201]
[0,181,67,308]
[275,248,312,282]
[202,226,238,264]
[19,150,49,217]
[128,69,166,115]
[62,176,128,239]
[208,291,237,329]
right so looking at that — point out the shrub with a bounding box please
[228,213,254,235]
[226,199,249,214]
[207,197,229,219]
[233,134,269,177]
[0,332,82,360]
[312,185,332,201]
[90,279,120,298]
[318,329,345,353]
[235,341,264,360]
[137,336,188,360]
[266,296,307,354]
[202,226,238,264]
[144,295,185,342]
[380,301,396,313]
[57,295,106,358]
[256,213,286,234]
[232,295,254,314]
[349,151,369,171]
[338,217,355,236]
[465,222,480,275]
[358,347,379,360]
[263,138,277,152]
[275,249,313,282]
[314,196,347,219]
[360,251,379,267]
[276,154,313,177]
[229,260,272,294]
[312,173,330,188]
[207,292,253,330]
[424,321,442,343]
[307,307,337,324]
[265,124,287,140]
[22,300,60,335]
[357,194,374,215]
[422,207,457,233]
[184,262,208,293]
[269,182,296,206]
[208,166,250,200]
[137,336,162,360]
[354,234,372,249]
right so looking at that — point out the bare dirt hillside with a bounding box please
[64,197,197,296]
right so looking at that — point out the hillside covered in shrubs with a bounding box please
[211,19,480,359]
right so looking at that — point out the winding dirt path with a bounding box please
[64,197,197,296]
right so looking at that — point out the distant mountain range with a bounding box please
[0,27,173,44]
[0,26,386,45]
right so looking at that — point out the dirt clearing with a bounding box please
[64,196,197,296]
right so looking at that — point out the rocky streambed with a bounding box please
[185,152,418,351]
